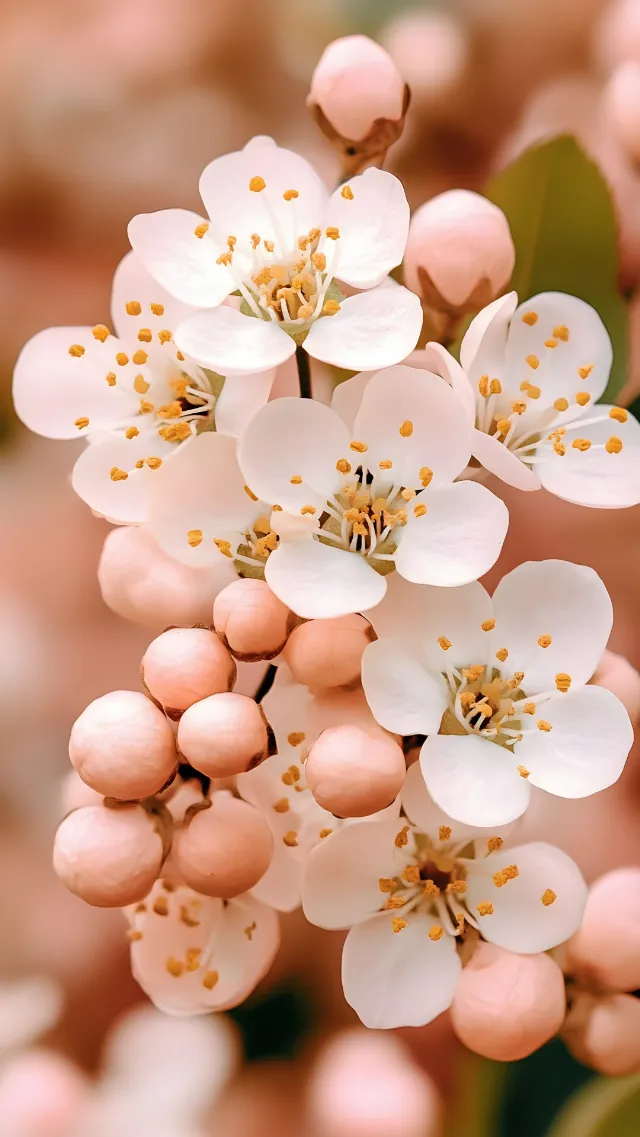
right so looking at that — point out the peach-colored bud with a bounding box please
[592,649,640,723]
[177,693,270,778]
[141,627,236,714]
[594,0,640,75]
[53,802,166,907]
[308,1028,442,1137]
[310,35,405,141]
[98,526,225,629]
[59,769,103,815]
[564,991,640,1076]
[172,793,273,899]
[451,943,566,1062]
[282,615,373,690]
[69,690,177,799]
[213,579,291,661]
[404,191,515,314]
[604,61,640,164]
[305,724,405,817]
[564,867,640,991]
[0,1051,89,1137]
[382,11,468,103]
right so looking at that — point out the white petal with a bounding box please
[395,481,509,587]
[331,372,371,432]
[110,250,199,343]
[342,910,461,1029]
[467,842,587,953]
[265,539,387,619]
[302,817,403,930]
[515,684,632,798]
[237,397,348,512]
[352,365,472,486]
[322,169,410,289]
[460,292,517,375]
[249,840,304,914]
[12,327,140,440]
[304,287,423,371]
[416,341,477,420]
[538,407,640,508]
[471,429,541,491]
[128,210,235,308]
[175,308,295,375]
[361,638,447,735]
[72,435,177,524]
[214,369,277,437]
[400,762,482,844]
[491,560,613,692]
[420,734,531,828]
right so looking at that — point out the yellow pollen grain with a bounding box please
[202,971,219,990]
[319,828,333,839]
[133,349,148,365]
[572,438,591,451]
[214,538,233,558]
[106,372,117,387]
[176,352,185,362]
[264,239,275,253]
[395,826,410,849]
[187,529,203,548]
[322,299,341,316]
[281,765,301,785]
[134,374,150,394]
[391,918,407,933]
[438,636,452,650]
[477,902,494,916]
[217,252,233,266]
[116,352,129,366]
[526,384,541,399]
[287,731,305,747]
[150,303,165,316]
[385,896,406,910]
[555,672,572,692]
[488,837,504,852]
[403,865,421,883]
[554,325,570,341]
[610,407,628,423]
[429,925,444,941]
[439,826,452,841]
[379,878,396,893]
[300,505,316,515]
[341,185,354,199]
[74,417,89,430]
[481,619,496,632]
[423,881,440,899]
[336,459,352,474]
[249,176,266,192]
[146,457,162,470]
[153,896,169,917]
[399,420,414,437]
[194,222,209,238]
[490,378,502,394]
[478,375,489,397]
[125,426,139,439]
[137,328,152,344]
[522,311,539,326]
[447,880,468,895]
[545,339,558,349]
[523,702,536,715]
[135,460,144,469]
[606,436,623,454]
[68,343,85,357]
[273,799,290,814]
[419,466,433,487]
[158,329,173,344]
[542,889,557,906]
[554,398,569,412]
[538,720,552,732]
[140,400,155,414]
[289,475,303,485]
[578,364,594,380]
[526,354,540,370]
[311,252,327,272]
[326,227,340,240]
[350,440,368,452]
[166,957,184,978]
[110,467,128,482]
[517,765,530,779]
[414,503,427,518]
[512,401,527,415]
[250,233,261,250]
[126,300,142,315]
[553,440,566,456]
[283,189,299,200]
[495,647,509,662]
[92,324,110,343]
[493,864,520,888]
[283,831,299,847]
[576,391,591,407]
[244,485,258,502]
[537,634,552,648]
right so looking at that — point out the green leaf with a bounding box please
[546,1074,640,1137]
[485,135,628,403]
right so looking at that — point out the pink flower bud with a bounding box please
[59,769,103,815]
[213,579,291,661]
[98,526,223,629]
[592,649,640,723]
[141,627,236,714]
[451,943,565,1061]
[173,793,273,899]
[564,867,640,991]
[604,61,640,164]
[594,0,640,75]
[0,1051,89,1137]
[309,35,405,142]
[305,724,405,817]
[177,693,270,778]
[564,990,640,1076]
[282,615,373,690]
[382,11,468,103]
[53,802,167,907]
[404,191,515,314]
[69,690,177,799]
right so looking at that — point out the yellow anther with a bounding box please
[319,828,332,839]
[554,325,570,341]
[554,398,569,412]
[273,799,290,814]
[538,720,552,732]
[217,252,233,266]
[166,957,184,978]
[537,634,552,648]
[606,436,623,454]
[438,637,452,650]
[490,378,502,394]
[202,970,219,990]
[522,311,539,326]
[341,185,354,199]
[140,400,155,414]
[447,880,468,895]
[496,418,511,435]
[300,505,316,515]
[297,303,314,320]
[439,826,452,841]
[395,826,410,849]
[384,896,407,910]
[116,352,129,366]
[134,375,150,395]
[553,440,566,456]
[227,236,237,249]
[286,733,305,754]
[289,475,303,485]
[322,299,341,316]
[283,189,299,200]
[429,925,444,941]
[176,351,185,361]
[125,426,139,439]
[92,324,110,343]
[194,222,209,238]
[126,300,142,315]
[350,440,368,452]
[146,457,162,470]
[477,902,494,916]
[512,401,527,415]
[576,391,590,406]
[74,417,89,430]
[336,459,352,474]
[478,375,490,397]
[133,350,148,367]
[572,438,591,452]
[555,672,571,692]
[127,930,143,942]
[578,364,594,380]
[526,384,541,399]
[282,831,299,847]
[610,407,628,423]
[419,467,433,487]
[186,947,202,971]
[281,765,301,785]
[481,618,496,632]
[401,488,416,501]
[526,354,540,370]
[379,459,393,470]
[137,328,152,343]
[244,485,258,502]
[311,252,327,272]
[106,372,117,386]
[158,330,173,344]
[264,239,275,253]
[379,878,396,893]
[249,176,266,192]
[187,530,203,548]
[523,702,536,715]
[542,889,557,906]
[325,227,340,240]
[135,460,144,469]
[488,836,504,852]
[150,303,165,316]
[403,865,421,883]
[250,233,261,250]
[391,918,407,933]
[414,503,427,518]
[399,420,414,437]
[495,647,509,662]
[545,339,558,349]
[110,467,128,482]
[214,538,233,558]
[517,765,530,779]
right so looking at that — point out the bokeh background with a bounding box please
[1,1,640,1134]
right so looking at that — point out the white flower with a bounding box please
[128,136,423,375]
[362,561,633,828]
[419,291,640,507]
[12,251,275,524]
[237,364,509,618]
[301,763,588,1029]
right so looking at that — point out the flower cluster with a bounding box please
[15,34,638,1064]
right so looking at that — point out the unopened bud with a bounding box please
[564,867,640,991]
[563,990,640,1076]
[69,690,177,800]
[0,1051,89,1137]
[213,579,292,661]
[604,61,640,164]
[381,11,468,104]
[305,724,405,817]
[404,190,515,315]
[173,793,273,899]
[177,693,270,778]
[282,615,374,690]
[141,628,236,715]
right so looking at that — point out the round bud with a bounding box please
[604,62,640,164]
[0,1051,89,1137]
[69,690,177,799]
[382,11,468,103]
[451,943,565,1061]
[141,627,235,713]
[172,794,273,899]
[282,615,372,690]
[564,867,640,991]
[564,991,640,1076]
[309,35,405,141]
[305,724,405,817]
[213,579,290,661]
[594,0,640,75]
[177,693,269,778]
[592,649,640,723]
[53,803,166,907]
[404,191,515,313]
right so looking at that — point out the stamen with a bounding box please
[487,837,504,852]
[287,731,305,747]
[290,475,303,484]
[153,896,169,916]
[572,438,591,451]
[322,299,340,316]
[447,880,467,894]
[283,189,299,200]
[541,889,557,906]
[576,392,590,406]
[319,828,333,838]
[166,957,184,978]
[187,530,203,548]
[325,227,340,240]
[523,702,536,714]
[545,339,558,349]
[414,503,427,518]
[490,378,502,394]
[429,925,444,941]
[158,330,172,344]
[116,352,129,366]
[391,918,407,933]
[578,364,593,380]
[522,311,538,326]
[74,417,89,430]
[110,467,128,482]
[495,648,508,662]
[106,372,116,386]
[194,222,209,238]
[610,407,628,423]
[282,831,299,847]
[553,440,566,456]
[379,878,395,893]
[146,457,162,470]
[150,303,164,316]
[419,467,433,487]
[217,252,233,266]
[213,538,233,558]
[606,436,623,454]
[554,398,569,412]
[336,459,351,474]
[395,826,410,848]
[399,420,414,437]
[92,324,110,342]
[126,300,142,315]
[537,634,552,648]
[125,427,139,439]
[202,971,219,989]
[517,765,530,779]
[249,177,266,192]
[403,865,421,883]
[311,252,326,271]
[244,485,258,501]
[281,765,301,785]
[134,375,150,394]
[133,350,148,365]
[140,400,155,414]
[273,799,290,813]
[438,637,452,650]
[341,185,354,199]
[68,344,85,357]
[493,864,519,887]
[379,459,393,470]
[384,896,407,910]
[553,325,570,341]
[300,505,316,515]
[137,329,152,343]
[555,673,571,692]
[525,355,540,369]
[350,441,368,452]
[481,619,495,632]
[477,902,494,916]
[478,375,489,397]
[538,720,552,732]
[512,401,527,415]
[423,880,440,897]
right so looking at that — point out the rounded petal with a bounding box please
[127,210,235,308]
[400,761,482,845]
[342,910,461,1029]
[467,842,587,953]
[538,407,640,508]
[420,734,531,828]
[249,839,304,914]
[352,365,472,486]
[265,539,387,619]
[471,429,541,491]
[13,327,139,440]
[302,818,400,930]
[515,684,632,799]
[322,169,410,289]
[331,372,371,432]
[304,286,423,371]
[175,308,295,375]
[214,369,277,437]
[417,341,476,419]
[491,560,613,693]
[110,250,199,343]
[395,481,509,587]
[71,435,176,524]
[460,292,517,376]
[361,638,447,735]
[238,397,348,512]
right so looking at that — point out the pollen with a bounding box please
[68,343,86,358]
[554,398,569,412]
[379,459,393,470]
[202,970,219,990]
[606,436,623,454]
[403,865,421,883]
[488,837,504,852]
[545,339,558,349]
[109,467,128,482]
[125,426,139,439]
[572,438,591,451]
[91,324,110,343]
[523,702,536,714]
[140,400,155,414]
[512,401,527,415]
[447,880,468,895]
[281,765,301,785]
[325,227,340,240]
[554,325,570,341]
[146,457,162,470]
[477,902,494,916]
[187,530,203,548]
[336,459,351,474]
[341,185,354,199]
[350,440,368,452]
[385,896,407,910]
[273,799,291,815]
[538,720,552,731]
[137,328,152,343]
[244,485,258,501]
[166,957,184,978]
[555,672,571,692]
[542,889,557,906]
[283,189,299,200]
[283,831,299,847]
[379,878,396,893]
[106,372,116,386]
[153,896,169,916]
[399,420,414,437]
[158,330,172,344]
[290,475,303,484]
[538,634,552,648]
[610,407,628,423]
[553,440,566,456]
[438,637,452,650]
[414,503,427,518]
[439,826,452,840]
[495,647,509,662]
[287,732,305,746]
[578,364,594,380]
[264,240,275,253]
[391,918,407,933]
[517,765,530,779]
[490,378,502,394]
[576,391,590,407]
[429,925,444,941]
[526,354,540,370]
[194,222,209,238]
[481,619,496,632]
[249,176,266,192]
[74,417,89,429]
[526,384,541,399]
[126,300,142,315]
[116,352,129,366]
[150,303,165,316]
[176,351,185,361]
[214,538,233,558]
[320,828,332,839]
[419,467,433,487]
[217,252,233,266]
[478,375,489,397]
[300,505,316,515]
[323,299,341,316]
[134,375,150,394]
[522,311,539,326]
[395,826,410,848]
[133,350,148,366]
[493,864,519,887]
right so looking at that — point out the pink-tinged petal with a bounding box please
[395,481,509,587]
[12,327,140,440]
[110,250,200,344]
[420,734,531,828]
[265,539,387,619]
[342,910,461,1029]
[400,762,482,845]
[538,407,640,508]
[302,817,400,930]
[72,435,177,524]
[361,638,448,736]
[331,372,371,432]
[471,429,541,490]
[304,287,423,371]
[215,369,277,437]
[416,341,476,420]
[322,169,410,289]
[128,210,236,308]
[249,840,304,913]
[460,291,517,376]
[175,308,295,375]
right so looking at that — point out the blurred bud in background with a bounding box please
[603,61,640,163]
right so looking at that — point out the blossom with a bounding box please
[237,365,509,618]
[361,560,633,828]
[301,763,588,1029]
[419,291,640,506]
[128,136,423,375]
[12,251,274,524]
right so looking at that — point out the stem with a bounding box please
[253,663,278,703]
[295,345,312,399]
